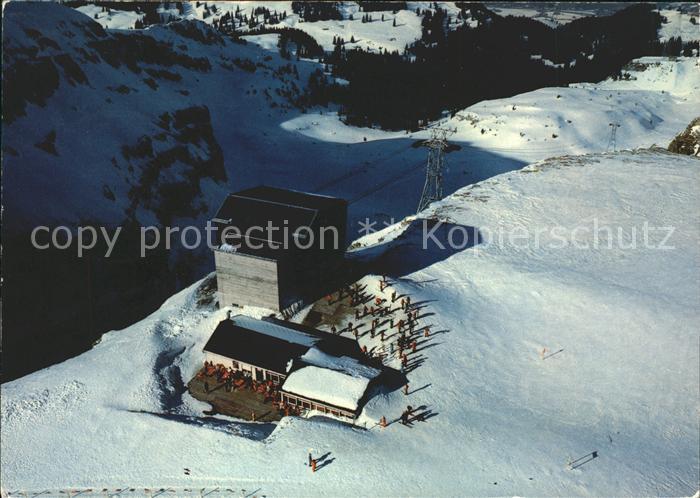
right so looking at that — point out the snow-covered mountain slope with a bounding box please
[272,8,425,54]
[290,56,700,166]
[171,1,468,54]
[68,2,699,55]
[2,149,698,495]
[6,2,693,234]
[0,2,489,235]
[449,56,699,162]
[74,4,144,30]
[3,0,698,385]
[658,7,700,42]
[573,56,700,95]
[1,2,315,230]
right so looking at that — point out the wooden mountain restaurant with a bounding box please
[203,314,382,419]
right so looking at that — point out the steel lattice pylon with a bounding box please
[607,122,620,152]
[417,127,453,213]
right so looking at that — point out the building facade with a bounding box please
[211,186,347,311]
[202,315,381,420]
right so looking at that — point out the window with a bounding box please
[232,361,239,369]
[302,401,310,409]
[289,397,296,406]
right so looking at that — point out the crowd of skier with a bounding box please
[324,276,430,374]
[196,361,303,419]
[196,274,433,434]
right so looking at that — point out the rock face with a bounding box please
[0,3,229,382]
[123,105,226,225]
[1,2,228,229]
[1,1,321,383]
[668,117,700,156]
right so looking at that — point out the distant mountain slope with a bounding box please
[1,1,311,229]
[290,56,700,165]
[2,149,698,495]
[658,7,700,42]
[669,117,700,156]
[1,1,344,382]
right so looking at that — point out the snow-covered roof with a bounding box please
[219,243,237,253]
[281,347,380,412]
[300,347,381,380]
[232,315,320,348]
[281,366,373,412]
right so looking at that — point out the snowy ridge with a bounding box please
[658,8,700,42]
[571,56,700,96]
[74,4,144,30]
[4,2,697,235]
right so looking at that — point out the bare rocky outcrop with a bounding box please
[668,117,700,157]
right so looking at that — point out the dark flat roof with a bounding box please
[203,315,364,375]
[203,319,309,373]
[234,186,346,212]
[211,187,346,258]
